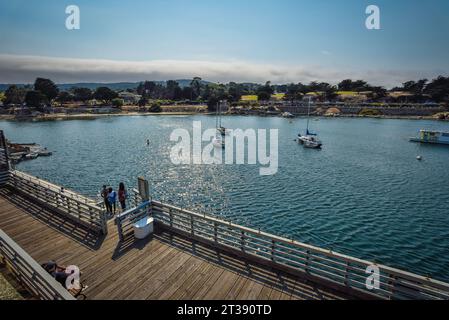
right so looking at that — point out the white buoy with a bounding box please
[417,156,422,161]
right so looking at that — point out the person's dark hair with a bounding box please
[108,187,113,193]
[103,185,107,188]
[119,182,125,191]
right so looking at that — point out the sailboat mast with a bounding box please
[219,100,222,128]
[306,96,311,134]
[216,102,219,129]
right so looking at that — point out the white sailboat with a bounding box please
[217,100,227,137]
[297,97,322,149]
[213,101,225,148]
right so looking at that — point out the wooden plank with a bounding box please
[203,270,240,300]
[147,255,204,300]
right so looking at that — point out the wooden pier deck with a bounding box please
[0,186,352,300]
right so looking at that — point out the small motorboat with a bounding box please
[281,112,294,118]
[38,150,52,156]
[25,153,39,160]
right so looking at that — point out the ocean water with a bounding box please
[1,115,449,281]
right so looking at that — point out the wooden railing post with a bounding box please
[214,222,218,243]
[169,208,173,228]
[271,240,275,262]
[344,262,349,286]
[388,274,396,299]
[190,214,194,235]
[116,217,123,241]
[240,230,245,252]
[305,250,310,274]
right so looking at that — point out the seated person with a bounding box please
[42,260,70,287]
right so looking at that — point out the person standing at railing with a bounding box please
[107,187,117,215]
[118,182,128,211]
[101,185,112,214]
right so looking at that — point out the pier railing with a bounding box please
[0,130,9,186]
[125,188,449,300]
[150,200,449,300]
[115,200,151,241]
[0,229,75,300]
[7,170,107,234]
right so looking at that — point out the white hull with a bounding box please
[298,135,322,149]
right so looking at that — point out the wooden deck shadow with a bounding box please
[0,187,105,250]
[112,231,154,260]
[150,227,351,300]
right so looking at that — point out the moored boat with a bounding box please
[410,130,449,145]
[297,97,322,149]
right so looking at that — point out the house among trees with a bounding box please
[118,92,142,105]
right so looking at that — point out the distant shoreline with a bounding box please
[1,111,448,122]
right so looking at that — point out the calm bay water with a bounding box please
[1,115,449,281]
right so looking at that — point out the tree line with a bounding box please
[1,76,448,112]
[1,78,121,110]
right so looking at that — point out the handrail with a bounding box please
[7,170,107,234]
[147,198,449,300]
[10,170,97,206]
[115,201,151,241]
[0,229,75,300]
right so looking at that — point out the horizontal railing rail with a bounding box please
[0,229,75,300]
[147,198,449,300]
[115,200,151,241]
[7,170,107,234]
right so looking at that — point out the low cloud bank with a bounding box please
[0,54,444,88]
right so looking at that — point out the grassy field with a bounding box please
[336,91,359,96]
[271,93,285,100]
[241,93,285,101]
[241,95,259,101]
[0,273,22,300]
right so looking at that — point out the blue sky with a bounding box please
[0,0,448,87]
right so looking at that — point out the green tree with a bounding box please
[424,76,449,102]
[207,95,220,111]
[4,85,26,106]
[284,83,307,101]
[166,80,182,100]
[228,82,243,102]
[257,81,274,101]
[73,87,92,103]
[56,91,72,106]
[190,77,202,100]
[94,87,118,104]
[25,90,46,109]
[138,96,148,108]
[34,78,59,101]
[111,98,124,108]
[137,81,157,98]
[149,102,162,113]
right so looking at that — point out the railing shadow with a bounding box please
[111,232,153,261]
[0,187,105,250]
[152,227,350,300]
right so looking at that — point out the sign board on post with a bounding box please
[137,177,149,202]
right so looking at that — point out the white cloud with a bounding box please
[0,54,445,88]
